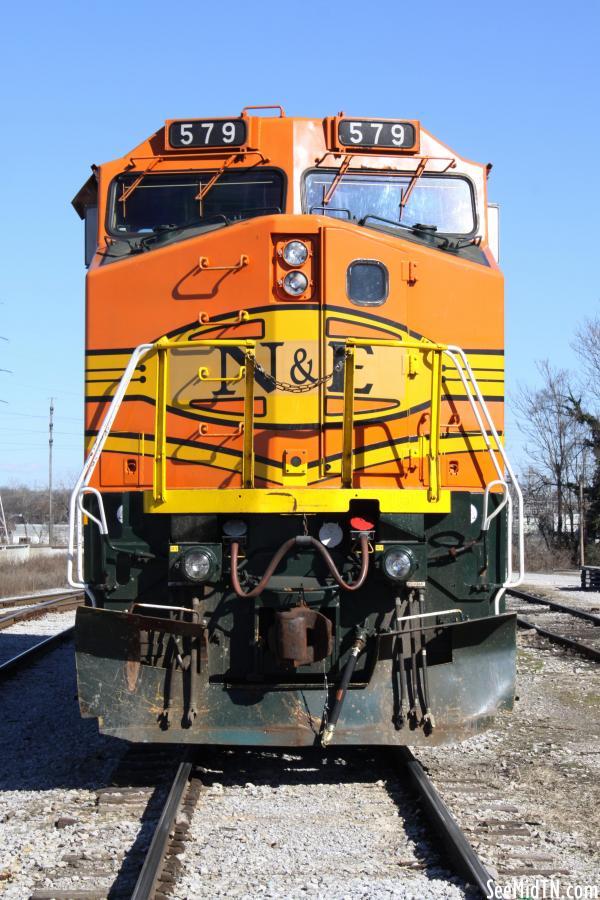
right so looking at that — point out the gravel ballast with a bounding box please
[0,608,149,899]
[0,608,76,666]
[1,581,599,898]
[415,576,600,896]
[173,750,476,899]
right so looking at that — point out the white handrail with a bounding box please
[77,486,108,535]
[67,343,154,591]
[67,338,524,616]
[444,346,524,593]
[71,487,109,587]
[482,479,509,530]
[444,349,513,584]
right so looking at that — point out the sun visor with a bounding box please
[72,170,98,219]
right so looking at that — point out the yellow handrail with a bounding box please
[152,334,446,501]
[153,344,169,502]
[342,338,446,495]
[242,351,255,488]
[153,336,257,501]
[428,349,442,502]
[341,345,356,487]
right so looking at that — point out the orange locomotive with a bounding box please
[70,107,523,746]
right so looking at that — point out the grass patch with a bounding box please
[521,537,575,572]
[0,552,68,598]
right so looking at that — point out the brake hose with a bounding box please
[230,533,370,599]
[321,627,368,747]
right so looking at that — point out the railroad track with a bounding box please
[0,625,74,680]
[28,747,185,900]
[0,587,82,610]
[26,746,495,898]
[131,757,195,900]
[0,589,83,630]
[15,584,591,898]
[127,747,495,899]
[506,586,600,662]
[0,588,82,680]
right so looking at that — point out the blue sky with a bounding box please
[0,1,598,486]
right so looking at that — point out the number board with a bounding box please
[167,118,247,149]
[337,119,418,151]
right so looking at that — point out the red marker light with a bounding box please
[350,517,374,533]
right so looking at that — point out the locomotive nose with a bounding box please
[72,110,518,749]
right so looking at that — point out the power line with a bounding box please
[0,427,81,435]
[8,382,81,398]
[0,411,81,421]
[0,449,82,452]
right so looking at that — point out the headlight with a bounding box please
[382,547,414,582]
[283,271,308,296]
[283,240,308,266]
[183,548,213,582]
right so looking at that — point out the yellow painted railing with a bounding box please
[71,334,522,584]
[151,334,446,504]
[153,336,257,503]
[341,338,445,500]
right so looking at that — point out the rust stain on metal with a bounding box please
[292,698,320,732]
[125,631,141,692]
[267,491,298,511]
[125,659,140,692]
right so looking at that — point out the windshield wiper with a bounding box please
[319,155,429,220]
[137,208,281,248]
[398,158,428,220]
[195,150,271,206]
[195,155,238,205]
[451,235,482,249]
[359,214,416,233]
[233,206,282,219]
[321,154,354,207]
[359,215,461,251]
[138,215,232,248]
[309,205,355,220]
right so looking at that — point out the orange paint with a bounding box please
[77,111,503,498]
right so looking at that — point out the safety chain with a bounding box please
[254,358,344,394]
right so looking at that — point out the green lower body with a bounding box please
[76,490,516,746]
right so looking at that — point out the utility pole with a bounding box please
[0,493,8,545]
[48,397,54,547]
[579,475,585,567]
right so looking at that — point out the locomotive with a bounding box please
[69,106,523,746]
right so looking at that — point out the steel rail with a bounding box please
[507,587,600,663]
[130,758,192,900]
[0,587,82,610]
[398,747,494,898]
[515,616,600,663]
[0,626,74,680]
[0,594,83,630]
[507,587,600,626]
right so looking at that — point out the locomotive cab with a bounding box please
[70,107,522,746]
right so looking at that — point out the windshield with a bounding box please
[109,168,284,235]
[304,171,475,235]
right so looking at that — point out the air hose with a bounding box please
[321,627,368,747]
[230,533,370,599]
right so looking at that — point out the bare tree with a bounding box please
[568,311,600,538]
[573,313,600,407]
[0,485,71,530]
[515,360,587,543]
